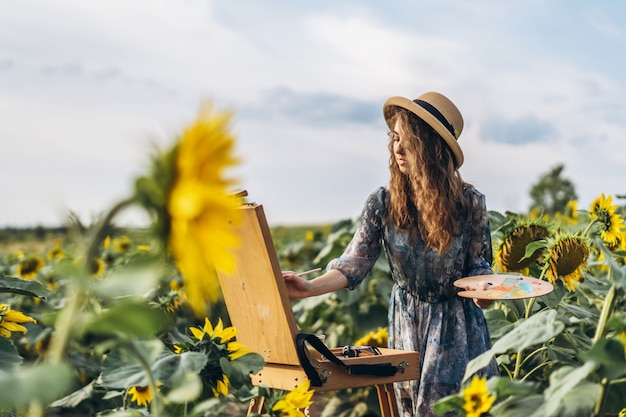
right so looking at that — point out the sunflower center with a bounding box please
[501,225,549,271]
[554,237,589,276]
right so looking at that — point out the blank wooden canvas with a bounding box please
[216,203,301,366]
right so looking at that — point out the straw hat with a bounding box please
[383,91,464,168]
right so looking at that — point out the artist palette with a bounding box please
[453,274,554,300]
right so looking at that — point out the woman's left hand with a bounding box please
[474,298,493,309]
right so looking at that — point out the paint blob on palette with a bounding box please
[453,274,554,300]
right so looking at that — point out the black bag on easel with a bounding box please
[295,333,399,387]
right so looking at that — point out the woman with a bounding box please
[283,91,498,416]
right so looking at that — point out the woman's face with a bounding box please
[391,119,408,174]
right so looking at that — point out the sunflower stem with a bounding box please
[47,198,137,364]
[512,349,524,380]
[127,342,161,417]
[519,346,547,368]
[84,197,138,263]
[592,377,609,417]
[524,297,536,319]
[582,218,598,237]
[592,269,614,344]
[47,287,83,364]
[521,359,557,382]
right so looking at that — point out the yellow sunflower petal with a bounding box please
[462,375,496,417]
[4,310,37,324]
[218,326,238,344]
[190,326,205,341]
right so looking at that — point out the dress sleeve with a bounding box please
[327,187,385,290]
[464,188,494,277]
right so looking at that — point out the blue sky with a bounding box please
[1,0,625,227]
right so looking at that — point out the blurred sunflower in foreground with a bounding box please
[134,103,243,316]
[272,380,315,417]
[461,375,496,417]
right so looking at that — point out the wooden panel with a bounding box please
[252,348,419,392]
[216,203,301,365]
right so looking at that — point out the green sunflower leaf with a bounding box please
[92,262,164,299]
[165,372,203,403]
[432,391,464,415]
[543,363,597,416]
[101,340,207,389]
[521,240,547,262]
[581,338,626,380]
[78,300,169,340]
[597,240,626,289]
[50,379,95,409]
[0,337,22,372]
[220,352,264,388]
[554,380,601,417]
[489,395,546,417]
[463,309,565,382]
[0,362,73,409]
[0,273,50,299]
[490,376,539,398]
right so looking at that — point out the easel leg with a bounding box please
[375,383,399,417]
[303,404,316,417]
[247,397,265,415]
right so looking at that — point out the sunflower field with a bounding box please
[1,103,625,417]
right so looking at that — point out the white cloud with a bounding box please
[1,0,625,228]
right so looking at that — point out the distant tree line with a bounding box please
[0,225,69,244]
[0,163,609,243]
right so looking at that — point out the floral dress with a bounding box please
[327,185,499,417]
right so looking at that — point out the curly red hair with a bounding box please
[386,108,470,253]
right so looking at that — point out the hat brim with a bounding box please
[383,96,464,168]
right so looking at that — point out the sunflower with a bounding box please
[128,384,159,407]
[462,375,496,417]
[173,317,254,398]
[563,200,579,223]
[226,340,253,360]
[355,327,388,347]
[211,373,230,397]
[17,256,45,280]
[153,289,186,314]
[47,239,65,260]
[554,200,579,226]
[529,207,550,222]
[180,317,252,358]
[90,257,106,278]
[543,233,590,291]
[589,194,625,245]
[495,219,550,272]
[0,304,37,338]
[272,380,315,417]
[112,235,132,253]
[167,104,242,316]
[190,317,237,344]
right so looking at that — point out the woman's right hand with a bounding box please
[282,271,313,298]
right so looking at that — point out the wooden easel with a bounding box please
[216,199,419,417]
